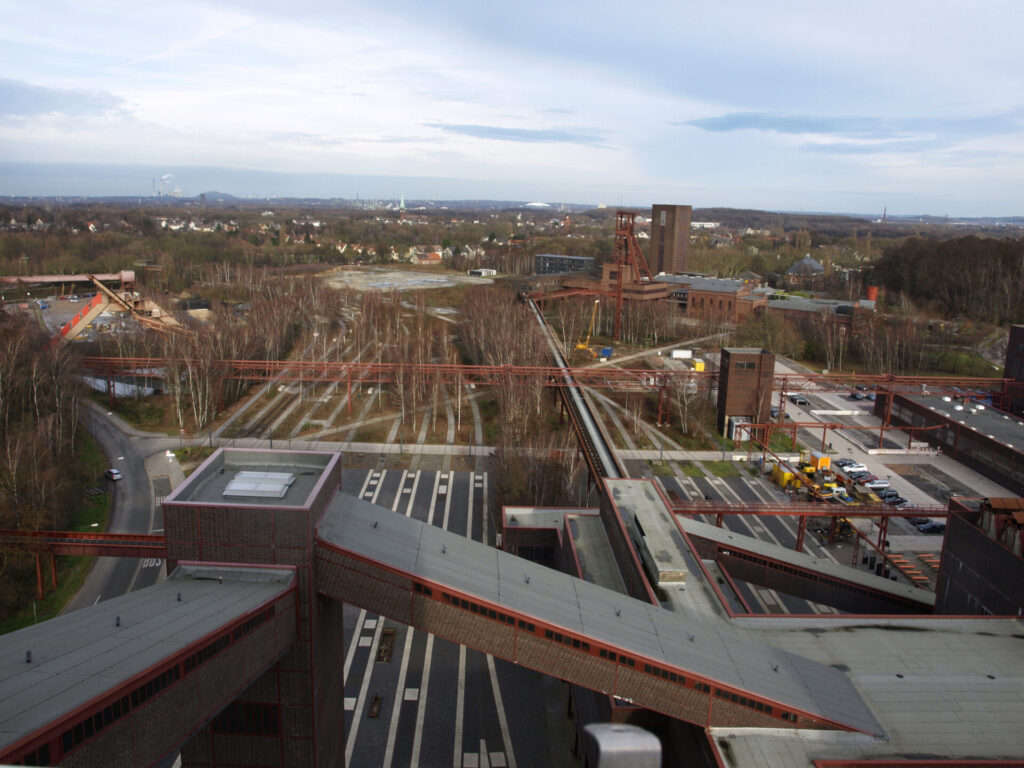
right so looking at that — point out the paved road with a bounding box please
[63,402,165,612]
[340,468,574,768]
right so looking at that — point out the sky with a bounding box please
[1,0,1023,215]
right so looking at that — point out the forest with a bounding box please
[870,236,1024,324]
[0,315,87,618]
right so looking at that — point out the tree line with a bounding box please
[0,314,86,616]
[871,236,1024,324]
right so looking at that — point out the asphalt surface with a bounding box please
[64,403,164,613]
[339,467,575,768]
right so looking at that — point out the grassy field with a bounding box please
[702,460,741,478]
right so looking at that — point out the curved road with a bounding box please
[63,402,167,612]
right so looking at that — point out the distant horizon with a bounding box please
[2,161,1022,222]
[3,3,1022,218]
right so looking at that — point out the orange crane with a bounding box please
[575,299,600,358]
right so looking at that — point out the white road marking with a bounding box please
[358,636,372,647]
[391,470,408,512]
[409,633,436,766]
[404,688,419,701]
[364,618,377,630]
[382,622,415,767]
[409,472,443,767]
[462,752,478,767]
[486,654,517,768]
[370,469,387,504]
[345,618,385,765]
[93,594,102,605]
[344,609,368,680]
[344,697,356,711]
[490,752,508,767]
[453,644,467,768]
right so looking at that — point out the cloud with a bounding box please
[0,79,126,117]
[681,110,1024,155]
[682,111,1023,139]
[426,122,606,147]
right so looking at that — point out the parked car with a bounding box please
[843,462,868,473]
[884,495,908,506]
[770,406,780,418]
[864,479,890,490]
[908,517,931,525]
[104,468,123,481]
[916,521,947,534]
[834,458,854,468]
[849,391,865,401]
[866,393,876,401]
[855,384,871,391]
[788,394,810,406]
[878,488,899,499]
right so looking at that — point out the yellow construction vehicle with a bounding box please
[574,300,600,358]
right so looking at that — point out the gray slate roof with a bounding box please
[317,492,884,735]
[0,564,296,754]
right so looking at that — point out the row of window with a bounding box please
[16,604,278,766]
[725,548,911,607]
[712,686,790,718]
[426,581,803,727]
[60,666,183,756]
[598,647,633,666]
[440,591,517,626]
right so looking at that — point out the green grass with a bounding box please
[679,462,704,477]
[703,460,741,478]
[647,460,674,477]
[89,392,177,434]
[75,431,110,481]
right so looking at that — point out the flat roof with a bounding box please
[0,564,295,754]
[535,253,594,261]
[317,492,883,735]
[721,616,1024,764]
[567,514,627,594]
[606,479,691,584]
[164,448,335,507]
[677,516,935,608]
[902,393,1024,452]
[503,507,595,530]
[655,274,748,293]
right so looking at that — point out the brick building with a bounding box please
[650,204,692,274]
[655,274,767,324]
[873,392,1024,496]
[162,449,346,767]
[716,347,775,436]
[535,253,595,275]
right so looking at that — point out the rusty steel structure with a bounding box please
[612,210,655,340]
[78,357,1018,400]
[0,530,167,600]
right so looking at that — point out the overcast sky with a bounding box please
[2,0,1022,215]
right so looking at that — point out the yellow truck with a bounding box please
[852,484,882,504]
[772,462,801,489]
[799,449,831,474]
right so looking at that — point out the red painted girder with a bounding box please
[670,502,948,519]
[77,357,1014,396]
[0,530,167,558]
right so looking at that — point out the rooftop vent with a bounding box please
[223,471,296,498]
